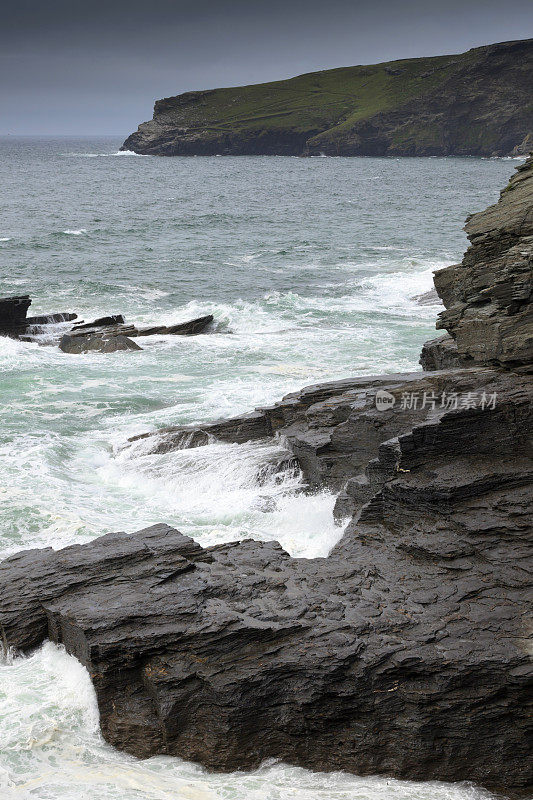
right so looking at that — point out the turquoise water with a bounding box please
[0,137,520,799]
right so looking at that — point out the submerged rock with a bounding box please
[59,333,142,354]
[411,287,441,306]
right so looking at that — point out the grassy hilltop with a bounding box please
[122,39,533,156]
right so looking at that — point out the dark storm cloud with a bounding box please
[1,0,532,134]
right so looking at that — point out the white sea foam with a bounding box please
[0,236,11,241]
[64,150,150,158]
[62,228,87,235]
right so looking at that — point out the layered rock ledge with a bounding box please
[1,158,532,797]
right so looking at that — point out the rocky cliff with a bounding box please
[430,155,533,370]
[122,39,533,157]
[1,160,532,797]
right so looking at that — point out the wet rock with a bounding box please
[72,314,125,330]
[59,333,142,354]
[68,323,137,339]
[130,409,272,453]
[132,369,507,493]
[432,154,533,370]
[0,295,32,334]
[164,315,214,335]
[25,312,78,326]
[68,314,214,340]
[419,334,465,370]
[1,372,532,796]
[411,287,440,305]
[133,315,214,336]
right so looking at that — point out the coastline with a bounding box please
[1,157,531,796]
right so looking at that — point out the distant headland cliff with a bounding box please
[122,38,533,157]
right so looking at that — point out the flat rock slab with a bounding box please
[59,333,142,353]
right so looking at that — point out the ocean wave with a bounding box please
[0,237,11,242]
[64,150,149,158]
[485,155,527,161]
[62,228,87,236]
[124,262,444,340]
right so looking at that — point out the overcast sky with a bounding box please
[1,0,532,136]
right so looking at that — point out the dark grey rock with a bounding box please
[133,314,214,336]
[59,333,142,354]
[432,154,533,371]
[25,312,78,326]
[419,334,466,370]
[72,314,125,330]
[0,295,31,334]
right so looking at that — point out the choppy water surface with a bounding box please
[0,137,520,799]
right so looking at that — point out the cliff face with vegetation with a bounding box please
[122,38,533,157]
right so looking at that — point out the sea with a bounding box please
[0,136,523,800]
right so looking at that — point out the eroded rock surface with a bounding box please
[419,334,463,370]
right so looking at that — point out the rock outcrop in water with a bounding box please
[0,301,214,351]
[1,159,532,797]
[58,313,214,353]
[59,333,143,354]
[0,295,32,333]
[0,295,77,337]
[122,39,533,157]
